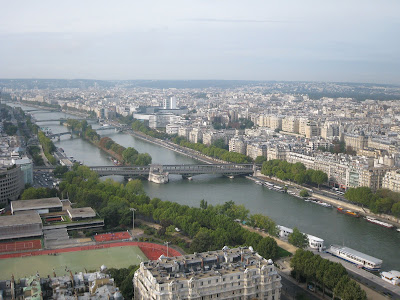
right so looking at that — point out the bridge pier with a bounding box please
[181,175,193,180]
[148,165,169,184]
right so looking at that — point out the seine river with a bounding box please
[12,104,400,271]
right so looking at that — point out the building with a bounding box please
[12,157,33,185]
[166,123,180,135]
[343,133,368,151]
[0,165,24,205]
[0,268,124,300]
[134,246,282,300]
[0,212,43,241]
[382,170,400,193]
[321,124,340,139]
[189,128,203,144]
[229,136,247,154]
[247,143,268,160]
[163,97,177,110]
[11,197,63,215]
[305,122,319,138]
[67,207,96,221]
[282,117,299,134]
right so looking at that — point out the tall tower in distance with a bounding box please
[163,96,177,109]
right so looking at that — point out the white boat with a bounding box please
[255,181,262,185]
[380,271,400,286]
[316,201,332,208]
[364,216,394,229]
[327,244,382,271]
[397,228,400,232]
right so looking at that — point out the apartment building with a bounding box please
[343,133,368,151]
[282,117,299,134]
[229,136,247,155]
[134,247,282,300]
[247,143,268,160]
[382,170,400,193]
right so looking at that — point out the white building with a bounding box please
[134,247,282,300]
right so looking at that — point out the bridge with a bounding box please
[35,164,257,183]
[47,131,76,139]
[35,118,98,123]
[90,164,256,183]
[26,109,59,113]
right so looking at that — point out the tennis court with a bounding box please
[0,245,147,280]
[0,239,42,253]
[94,231,131,242]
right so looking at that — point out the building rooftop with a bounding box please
[67,207,96,219]
[11,197,62,212]
[0,212,42,227]
[141,247,274,284]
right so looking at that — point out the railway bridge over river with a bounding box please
[36,164,258,183]
[90,164,257,183]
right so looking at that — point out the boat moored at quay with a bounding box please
[364,216,394,229]
[337,207,360,218]
[327,244,382,272]
[380,270,400,286]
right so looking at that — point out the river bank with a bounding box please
[123,127,400,227]
[249,173,400,227]
[125,129,219,164]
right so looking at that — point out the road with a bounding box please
[319,251,400,299]
[280,272,321,300]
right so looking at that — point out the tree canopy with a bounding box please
[261,160,328,187]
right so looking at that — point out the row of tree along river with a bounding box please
[12,104,400,271]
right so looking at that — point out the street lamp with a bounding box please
[130,208,136,234]
[164,241,170,257]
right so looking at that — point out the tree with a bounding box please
[200,199,208,209]
[212,138,227,150]
[53,165,69,178]
[191,228,213,252]
[125,179,144,195]
[288,227,308,248]
[256,237,278,260]
[311,170,328,188]
[392,202,400,217]
[21,187,58,200]
[299,189,309,198]
[254,156,267,164]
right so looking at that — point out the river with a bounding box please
[11,103,400,271]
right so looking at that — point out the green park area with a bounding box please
[0,246,147,280]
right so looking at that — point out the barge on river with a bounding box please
[364,216,394,229]
[327,244,382,271]
[337,207,360,218]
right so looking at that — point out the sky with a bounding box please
[0,0,399,84]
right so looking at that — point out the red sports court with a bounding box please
[0,239,42,253]
[94,231,131,242]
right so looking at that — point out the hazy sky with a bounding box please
[1,0,399,84]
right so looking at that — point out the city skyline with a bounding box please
[1,0,400,84]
